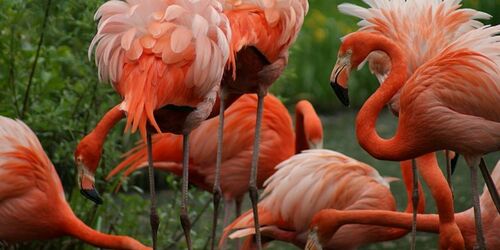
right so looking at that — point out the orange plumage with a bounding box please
[0,116,151,250]
[107,94,323,203]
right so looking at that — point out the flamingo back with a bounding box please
[0,116,62,200]
[222,149,396,247]
[339,0,491,74]
[223,0,308,66]
[0,116,67,241]
[89,0,231,135]
[260,149,393,232]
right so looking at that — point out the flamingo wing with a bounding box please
[222,149,397,247]
[0,116,62,201]
[400,26,500,155]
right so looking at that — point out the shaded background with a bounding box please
[0,0,498,249]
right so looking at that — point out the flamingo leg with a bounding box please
[479,158,500,214]
[210,90,226,250]
[249,91,266,250]
[416,153,464,249]
[180,132,192,250]
[235,197,243,250]
[445,150,454,198]
[470,163,486,250]
[410,158,418,250]
[146,131,159,250]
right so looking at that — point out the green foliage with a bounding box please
[0,0,499,249]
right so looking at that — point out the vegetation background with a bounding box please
[0,0,498,249]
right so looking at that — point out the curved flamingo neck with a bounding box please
[354,34,412,160]
[62,210,148,250]
[295,101,323,153]
[89,105,124,140]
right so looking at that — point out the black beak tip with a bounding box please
[80,188,103,205]
[331,81,350,107]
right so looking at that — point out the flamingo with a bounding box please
[76,1,231,248]
[219,149,426,249]
[0,116,151,250]
[207,2,309,248]
[308,161,500,250]
[326,19,500,249]
[106,95,323,226]
[334,1,493,247]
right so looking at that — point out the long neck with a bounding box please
[355,36,414,160]
[295,107,308,153]
[295,101,322,153]
[91,105,125,139]
[335,209,472,242]
[62,209,149,250]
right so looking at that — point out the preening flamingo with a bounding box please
[328,1,498,249]
[77,0,231,248]
[327,24,500,250]
[209,2,309,248]
[309,160,500,250]
[106,95,323,225]
[0,116,151,250]
[220,149,424,249]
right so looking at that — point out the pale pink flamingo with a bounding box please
[308,160,500,250]
[77,1,231,248]
[328,1,498,249]
[326,21,500,249]
[0,116,151,250]
[220,149,424,249]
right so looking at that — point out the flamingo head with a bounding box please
[74,135,103,205]
[331,32,380,107]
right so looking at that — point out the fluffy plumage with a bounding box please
[89,0,231,135]
[222,149,397,249]
[340,0,490,73]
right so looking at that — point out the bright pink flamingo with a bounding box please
[77,1,231,248]
[327,22,500,250]
[334,1,494,248]
[208,2,309,248]
[309,160,500,250]
[106,95,323,226]
[0,116,151,250]
[219,149,423,249]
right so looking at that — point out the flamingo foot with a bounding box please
[438,223,465,250]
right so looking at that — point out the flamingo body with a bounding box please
[90,0,231,135]
[222,149,400,250]
[0,116,150,250]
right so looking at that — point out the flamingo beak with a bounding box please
[330,63,350,107]
[77,162,103,205]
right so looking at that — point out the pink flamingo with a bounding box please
[77,1,231,248]
[334,1,494,248]
[220,149,423,249]
[0,116,151,250]
[326,22,499,250]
